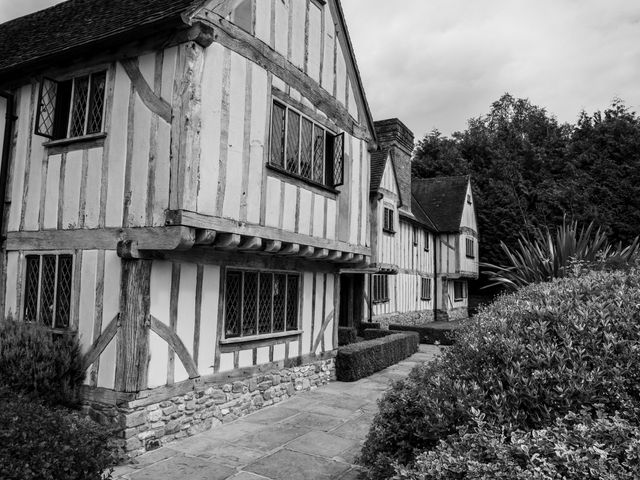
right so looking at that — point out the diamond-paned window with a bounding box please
[34,70,107,140]
[225,269,299,339]
[23,254,74,329]
[269,100,344,188]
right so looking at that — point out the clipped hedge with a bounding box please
[0,387,116,480]
[336,331,419,381]
[360,269,640,479]
[362,328,396,340]
[0,320,85,407]
[338,326,357,346]
[358,321,380,336]
[389,323,457,345]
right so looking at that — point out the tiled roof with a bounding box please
[409,195,438,231]
[370,148,389,193]
[0,0,204,77]
[412,176,470,233]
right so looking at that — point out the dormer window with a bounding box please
[269,100,344,188]
[35,71,107,140]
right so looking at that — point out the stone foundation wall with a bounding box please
[373,310,435,329]
[83,357,335,459]
[447,307,469,321]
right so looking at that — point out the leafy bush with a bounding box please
[336,332,419,381]
[338,326,357,346]
[360,269,640,478]
[362,328,396,340]
[393,409,640,480]
[482,219,639,290]
[0,320,85,407]
[0,387,115,480]
[389,323,458,345]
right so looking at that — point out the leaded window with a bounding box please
[372,274,389,303]
[382,207,395,233]
[35,71,107,140]
[420,277,431,300]
[224,269,299,339]
[23,254,73,329]
[466,238,475,258]
[454,281,467,301]
[269,100,344,188]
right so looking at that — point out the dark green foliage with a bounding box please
[482,219,639,290]
[360,269,640,479]
[389,324,457,345]
[393,409,640,480]
[362,328,396,340]
[0,387,115,480]
[358,322,380,336]
[0,320,85,407]
[336,332,419,382]
[412,95,640,272]
[338,327,357,346]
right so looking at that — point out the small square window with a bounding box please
[453,281,467,301]
[35,71,107,140]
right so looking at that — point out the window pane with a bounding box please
[286,275,299,330]
[242,272,258,336]
[258,273,273,334]
[54,255,73,328]
[312,125,324,183]
[40,255,57,327]
[225,271,242,338]
[286,111,300,174]
[24,256,40,322]
[69,76,89,137]
[273,274,286,332]
[270,103,286,167]
[35,78,58,138]
[87,72,106,134]
[300,117,313,179]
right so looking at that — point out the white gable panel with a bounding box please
[460,182,477,232]
[380,155,399,196]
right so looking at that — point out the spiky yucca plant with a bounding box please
[482,220,639,290]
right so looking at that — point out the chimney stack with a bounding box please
[374,118,414,215]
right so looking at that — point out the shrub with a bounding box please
[389,323,458,345]
[338,326,357,346]
[0,387,116,480]
[393,409,640,480]
[360,269,640,478]
[0,320,85,407]
[362,328,396,340]
[336,332,419,381]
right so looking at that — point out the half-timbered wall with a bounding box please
[459,182,479,277]
[146,256,336,389]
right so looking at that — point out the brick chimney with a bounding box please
[374,118,414,215]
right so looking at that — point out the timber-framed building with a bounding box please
[0,0,375,455]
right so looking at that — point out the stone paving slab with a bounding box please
[112,345,441,480]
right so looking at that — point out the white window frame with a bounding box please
[420,277,431,301]
[372,274,389,303]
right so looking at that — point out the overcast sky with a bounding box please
[2,0,639,139]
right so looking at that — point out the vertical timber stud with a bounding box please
[115,259,152,392]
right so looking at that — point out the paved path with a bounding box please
[112,345,441,480]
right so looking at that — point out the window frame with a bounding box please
[465,238,475,259]
[222,267,301,343]
[424,230,430,252]
[382,206,395,234]
[268,99,344,190]
[420,277,431,301]
[35,69,108,142]
[412,227,418,246]
[372,274,389,304]
[22,252,75,331]
[453,281,467,301]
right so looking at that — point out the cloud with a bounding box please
[343,0,640,138]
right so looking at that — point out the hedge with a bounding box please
[360,269,640,479]
[0,320,85,407]
[0,387,116,480]
[389,323,457,345]
[362,328,397,340]
[338,326,357,346]
[336,331,419,381]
